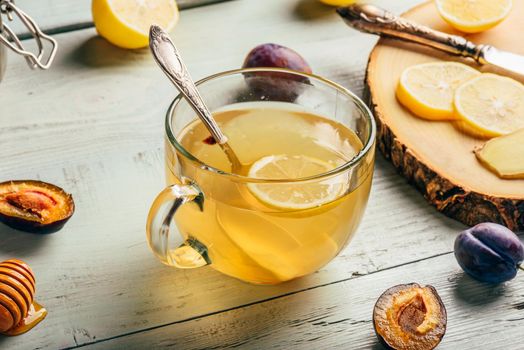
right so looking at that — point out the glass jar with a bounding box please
[0,0,57,82]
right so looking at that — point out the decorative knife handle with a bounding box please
[337,4,487,62]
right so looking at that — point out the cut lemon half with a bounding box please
[397,62,479,120]
[435,0,512,33]
[247,155,344,210]
[92,0,179,49]
[454,73,524,138]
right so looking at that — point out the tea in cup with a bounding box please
[147,68,375,284]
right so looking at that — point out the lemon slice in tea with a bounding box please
[247,155,344,210]
[454,73,524,138]
[396,62,479,120]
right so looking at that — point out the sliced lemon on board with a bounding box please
[247,155,344,210]
[454,73,524,138]
[435,0,512,33]
[396,62,479,120]
[92,0,179,49]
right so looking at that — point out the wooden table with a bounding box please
[1,0,522,349]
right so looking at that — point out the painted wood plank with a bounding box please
[8,0,233,38]
[6,0,419,39]
[0,135,462,349]
[0,0,468,349]
[85,253,524,350]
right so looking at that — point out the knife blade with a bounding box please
[337,4,524,78]
[480,47,524,76]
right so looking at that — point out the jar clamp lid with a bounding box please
[0,0,57,70]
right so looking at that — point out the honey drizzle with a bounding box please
[2,302,47,336]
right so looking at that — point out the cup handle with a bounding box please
[146,182,210,269]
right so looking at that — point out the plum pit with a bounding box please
[373,283,447,350]
[0,180,74,233]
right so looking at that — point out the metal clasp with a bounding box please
[0,0,57,69]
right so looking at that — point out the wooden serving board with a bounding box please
[366,0,524,230]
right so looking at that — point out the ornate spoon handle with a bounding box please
[337,4,486,62]
[149,25,228,145]
[149,25,243,172]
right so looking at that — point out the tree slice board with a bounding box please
[366,0,524,230]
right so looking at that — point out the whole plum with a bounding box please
[243,43,312,73]
[242,43,312,101]
[454,222,524,284]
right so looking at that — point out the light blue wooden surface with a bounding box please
[1,0,522,349]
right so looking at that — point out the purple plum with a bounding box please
[454,222,524,284]
[243,43,312,74]
[242,43,312,101]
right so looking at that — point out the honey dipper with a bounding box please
[0,259,47,336]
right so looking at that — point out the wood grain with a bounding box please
[85,253,524,349]
[367,1,524,230]
[6,0,514,349]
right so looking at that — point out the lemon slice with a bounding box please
[247,155,344,210]
[454,73,524,138]
[92,0,179,49]
[435,0,512,33]
[396,62,479,120]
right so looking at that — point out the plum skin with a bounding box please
[243,43,312,74]
[454,222,524,284]
[242,43,312,102]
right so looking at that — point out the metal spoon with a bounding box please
[149,25,242,172]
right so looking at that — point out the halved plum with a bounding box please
[373,283,447,350]
[0,180,74,233]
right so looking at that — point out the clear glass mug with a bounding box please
[146,68,376,285]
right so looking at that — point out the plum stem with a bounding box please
[519,265,524,272]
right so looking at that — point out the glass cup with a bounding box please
[146,68,376,285]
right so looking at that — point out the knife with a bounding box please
[337,4,524,77]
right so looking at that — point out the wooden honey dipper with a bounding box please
[0,259,47,336]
